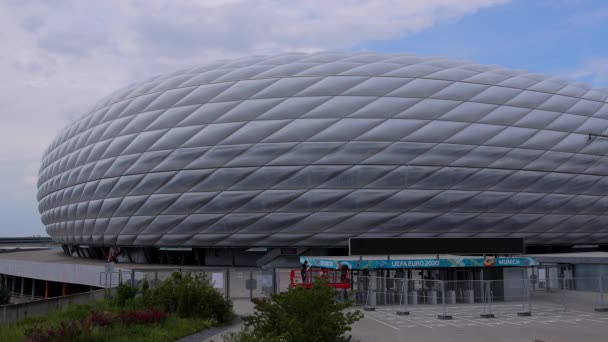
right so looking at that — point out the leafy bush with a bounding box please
[24,308,168,341]
[115,282,138,307]
[140,272,233,323]
[88,311,114,327]
[0,286,10,305]
[141,278,150,294]
[1,299,213,342]
[24,320,91,342]
[119,308,167,325]
[225,278,363,342]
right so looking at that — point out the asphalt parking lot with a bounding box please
[350,304,608,342]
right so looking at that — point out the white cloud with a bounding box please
[567,58,608,87]
[0,0,508,235]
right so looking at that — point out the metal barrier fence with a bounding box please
[351,275,608,318]
[99,270,133,289]
[98,266,608,318]
[115,268,358,297]
[102,267,277,300]
[102,267,353,300]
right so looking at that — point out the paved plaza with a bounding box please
[196,299,608,341]
[351,304,608,342]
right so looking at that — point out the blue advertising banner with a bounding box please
[300,256,537,270]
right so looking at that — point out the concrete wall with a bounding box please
[0,290,105,325]
[0,259,109,287]
[0,259,145,288]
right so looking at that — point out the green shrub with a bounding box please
[226,278,362,342]
[25,319,92,341]
[0,286,9,305]
[141,279,149,294]
[140,272,233,323]
[115,283,137,307]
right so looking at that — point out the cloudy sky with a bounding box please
[1,0,608,237]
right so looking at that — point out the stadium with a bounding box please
[37,52,608,265]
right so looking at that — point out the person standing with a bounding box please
[301,260,309,283]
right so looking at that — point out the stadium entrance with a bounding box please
[298,254,537,304]
[297,238,536,306]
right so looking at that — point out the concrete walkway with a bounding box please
[177,317,243,342]
[0,249,146,287]
[177,299,255,342]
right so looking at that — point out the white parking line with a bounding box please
[511,315,553,325]
[357,304,608,329]
[408,311,465,328]
[379,310,434,329]
[414,307,500,327]
[556,309,608,323]
[364,314,400,330]
[532,314,581,324]
[527,309,596,323]
[479,317,522,326]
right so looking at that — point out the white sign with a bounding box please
[212,272,224,289]
[260,275,273,287]
[104,262,114,273]
[538,269,546,282]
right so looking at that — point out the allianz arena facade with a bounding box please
[37,52,608,263]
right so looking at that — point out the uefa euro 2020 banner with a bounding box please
[300,256,538,270]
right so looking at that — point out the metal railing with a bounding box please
[102,267,277,300]
[350,275,608,317]
[96,266,608,317]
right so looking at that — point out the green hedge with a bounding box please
[138,272,234,323]
[0,272,234,341]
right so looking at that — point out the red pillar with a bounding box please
[62,283,68,296]
[44,281,49,298]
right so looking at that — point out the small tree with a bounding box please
[115,282,137,307]
[226,278,363,342]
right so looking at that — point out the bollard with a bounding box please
[397,278,409,315]
[438,281,452,320]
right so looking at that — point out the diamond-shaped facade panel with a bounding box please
[38,52,608,248]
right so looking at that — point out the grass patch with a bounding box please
[79,315,213,342]
[0,300,214,341]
